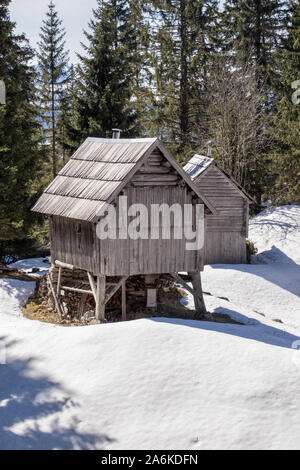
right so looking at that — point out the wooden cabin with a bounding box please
[33,138,214,321]
[184,155,254,264]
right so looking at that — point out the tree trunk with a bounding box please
[51,80,57,178]
[179,0,189,150]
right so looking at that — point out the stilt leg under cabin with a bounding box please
[96,275,106,321]
[171,271,207,318]
[188,271,207,318]
[122,279,126,320]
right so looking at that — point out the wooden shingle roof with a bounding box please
[32,138,216,222]
[184,154,255,203]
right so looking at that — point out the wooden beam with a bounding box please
[105,276,129,305]
[87,272,97,302]
[132,174,179,182]
[122,280,126,321]
[78,293,88,318]
[61,285,93,295]
[138,166,170,174]
[132,181,178,187]
[55,260,74,270]
[170,273,195,297]
[56,266,62,297]
[173,272,192,282]
[96,275,106,321]
[47,273,64,318]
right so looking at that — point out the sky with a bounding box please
[10,0,224,64]
[10,0,99,63]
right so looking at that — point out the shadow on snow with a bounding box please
[0,337,114,450]
[210,247,300,299]
[150,314,300,350]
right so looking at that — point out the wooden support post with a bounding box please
[87,272,97,301]
[122,279,126,321]
[56,266,62,297]
[170,272,195,297]
[79,293,88,319]
[47,273,64,318]
[105,276,129,305]
[188,271,207,319]
[96,275,106,321]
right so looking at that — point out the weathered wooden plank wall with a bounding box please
[50,216,95,272]
[204,232,246,264]
[194,164,248,264]
[94,185,203,275]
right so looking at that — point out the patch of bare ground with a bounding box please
[23,301,64,325]
[0,272,40,282]
[22,274,243,327]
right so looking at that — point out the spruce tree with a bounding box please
[37,1,69,178]
[126,0,153,136]
[56,65,78,163]
[221,0,286,88]
[73,0,141,142]
[149,0,219,159]
[0,0,42,258]
[271,0,300,202]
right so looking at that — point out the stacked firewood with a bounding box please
[45,266,161,322]
[51,266,87,284]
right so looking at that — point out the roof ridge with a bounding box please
[86,137,158,144]
[191,154,214,164]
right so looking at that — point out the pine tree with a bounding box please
[221,0,286,88]
[126,0,153,136]
[271,0,300,202]
[149,0,219,159]
[56,65,78,163]
[0,0,43,258]
[37,1,69,178]
[72,0,141,142]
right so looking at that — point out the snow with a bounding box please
[9,257,50,277]
[0,279,36,323]
[1,307,300,450]
[249,205,300,265]
[200,264,300,330]
[0,206,300,450]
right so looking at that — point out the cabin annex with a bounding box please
[32,138,214,321]
[184,155,254,264]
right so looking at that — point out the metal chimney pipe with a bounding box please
[112,128,122,139]
[207,139,215,157]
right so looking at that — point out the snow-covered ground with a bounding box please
[9,257,50,277]
[249,205,300,264]
[0,206,299,450]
